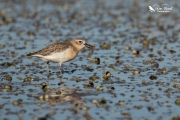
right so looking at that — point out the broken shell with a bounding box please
[116,60,123,64]
[5,85,12,90]
[94,57,100,64]
[133,49,140,55]
[98,98,106,105]
[111,87,115,90]
[41,82,47,86]
[100,42,111,49]
[134,105,143,109]
[92,100,98,106]
[149,58,154,63]
[89,76,96,81]
[149,75,157,80]
[152,62,159,68]
[121,110,129,115]
[0,44,5,49]
[175,99,180,106]
[172,116,180,120]
[132,70,139,75]
[162,68,167,74]
[37,102,42,106]
[143,40,149,48]
[84,82,94,88]
[125,46,131,50]
[4,76,12,81]
[23,77,32,83]
[13,101,19,106]
[95,86,104,91]
[119,102,126,106]
[142,80,147,86]
[105,71,111,77]
[173,84,179,88]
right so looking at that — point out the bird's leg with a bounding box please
[46,62,50,76]
[58,62,63,85]
[59,62,62,75]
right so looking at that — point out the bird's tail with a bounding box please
[27,52,35,56]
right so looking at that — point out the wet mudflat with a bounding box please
[0,0,180,120]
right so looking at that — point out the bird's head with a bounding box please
[71,38,92,51]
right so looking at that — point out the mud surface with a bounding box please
[0,0,180,120]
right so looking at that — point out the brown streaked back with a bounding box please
[27,40,76,56]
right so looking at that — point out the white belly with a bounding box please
[32,48,77,63]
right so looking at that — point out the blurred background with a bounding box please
[0,0,180,120]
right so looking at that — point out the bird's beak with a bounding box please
[84,43,93,49]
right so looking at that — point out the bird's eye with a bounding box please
[78,40,82,44]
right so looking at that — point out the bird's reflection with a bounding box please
[37,73,85,106]
[37,87,85,106]
[46,71,63,84]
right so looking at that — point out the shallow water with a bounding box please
[0,0,180,120]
